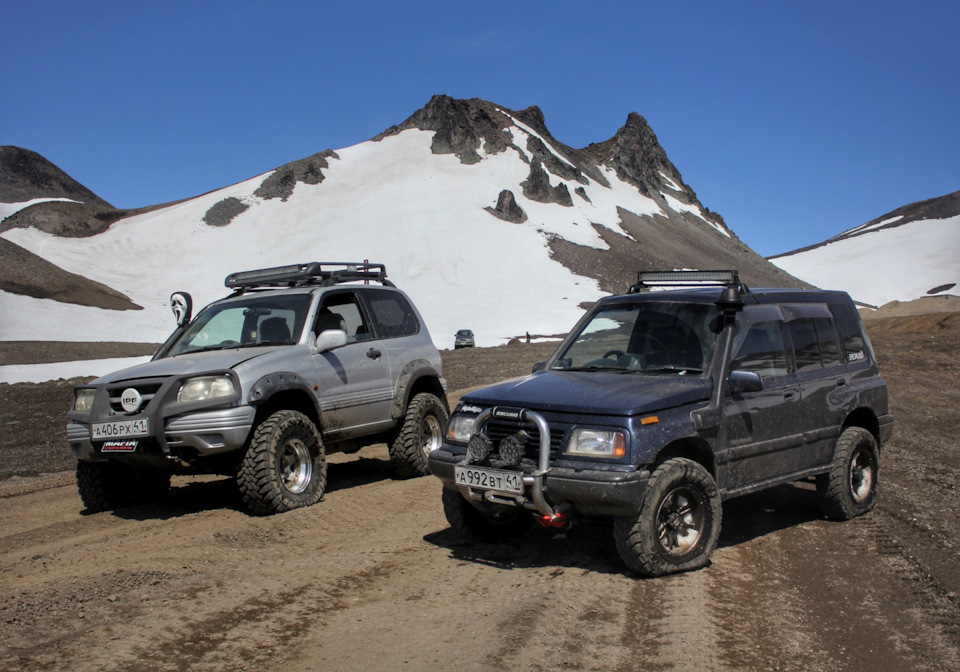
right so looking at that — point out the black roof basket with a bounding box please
[224,262,394,291]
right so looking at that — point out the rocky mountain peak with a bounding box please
[0,146,113,208]
[581,113,674,196]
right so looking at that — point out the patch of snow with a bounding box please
[0,198,80,222]
[834,214,905,239]
[0,125,704,357]
[771,215,960,307]
[0,356,152,384]
[659,172,683,192]
[660,193,730,238]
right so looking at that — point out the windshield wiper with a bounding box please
[556,364,628,372]
[642,366,703,375]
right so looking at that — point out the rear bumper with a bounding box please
[878,413,895,445]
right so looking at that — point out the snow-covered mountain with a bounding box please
[770,190,960,308]
[1,96,801,349]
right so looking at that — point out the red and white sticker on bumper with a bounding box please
[101,440,138,452]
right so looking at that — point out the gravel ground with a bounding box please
[0,318,958,671]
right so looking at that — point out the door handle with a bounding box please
[366,348,382,360]
[784,392,796,400]
[836,378,847,387]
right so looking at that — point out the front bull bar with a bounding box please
[458,407,561,521]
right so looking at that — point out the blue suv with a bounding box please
[428,271,893,576]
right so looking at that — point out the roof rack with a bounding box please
[627,270,748,294]
[224,262,394,290]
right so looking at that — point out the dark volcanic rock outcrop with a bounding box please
[253,150,340,201]
[0,238,141,310]
[485,189,527,223]
[0,146,113,207]
[203,197,250,227]
[375,95,514,164]
[521,161,573,206]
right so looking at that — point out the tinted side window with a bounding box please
[830,302,867,363]
[814,317,841,367]
[731,321,789,377]
[790,318,821,372]
[366,292,420,339]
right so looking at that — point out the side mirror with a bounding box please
[170,292,192,327]
[727,370,763,394]
[315,329,348,353]
[531,361,547,373]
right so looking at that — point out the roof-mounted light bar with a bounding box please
[225,262,392,290]
[629,270,747,293]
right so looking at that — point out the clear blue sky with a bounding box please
[2,0,957,256]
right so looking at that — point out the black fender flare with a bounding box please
[390,359,445,419]
[247,371,323,422]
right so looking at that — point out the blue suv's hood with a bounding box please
[92,347,285,384]
[461,370,712,416]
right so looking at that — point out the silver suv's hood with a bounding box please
[91,347,287,384]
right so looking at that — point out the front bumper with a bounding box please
[428,448,649,516]
[68,406,256,463]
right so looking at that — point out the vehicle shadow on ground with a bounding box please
[425,481,827,578]
[717,481,825,549]
[425,521,629,577]
[104,456,397,520]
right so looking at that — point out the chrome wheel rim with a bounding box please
[420,415,443,456]
[656,486,706,556]
[280,439,312,494]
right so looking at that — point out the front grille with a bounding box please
[483,419,565,461]
[106,382,164,415]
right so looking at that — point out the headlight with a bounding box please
[73,388,96,411]
[446,415,477,443]
[566,428,626,458]
[178,375,235,403]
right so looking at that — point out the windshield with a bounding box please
[167,294,312,357]
[550,301,719,375]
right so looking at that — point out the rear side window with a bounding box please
[815,317,841,367]
[790,318,821,372]
[365,291,420,339]
[789,317,841,371]
[830,302,868,363]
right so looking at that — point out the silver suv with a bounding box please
[67,262,449,515]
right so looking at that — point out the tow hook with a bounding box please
[537,512,569,528]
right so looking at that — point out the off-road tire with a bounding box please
[389,392,449,479]
[441,487,532,541]
[237,410,326,515]
[816,426,879,520]
[614,458,721,577]
[76,461,171,513]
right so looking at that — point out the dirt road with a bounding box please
[1,320,958,672]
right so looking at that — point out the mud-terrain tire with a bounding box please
[614,458,721,577]
[76,461,171,513]
[389,392,449,479]
[441,487,532,541]
[237,410,326,515]
[816,426,879,520]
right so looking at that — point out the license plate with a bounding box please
[455,465,523,494]
[92,418,149,439]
